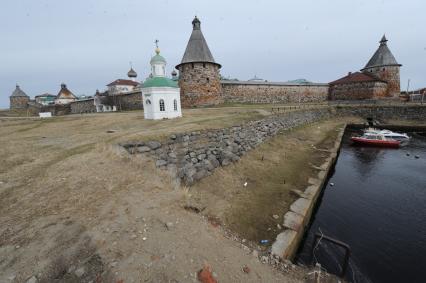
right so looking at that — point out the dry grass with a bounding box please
[188,120,346,244]
[1,107,326,283]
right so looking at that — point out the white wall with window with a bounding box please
[142,87,182,120]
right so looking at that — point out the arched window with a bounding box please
[146,99,151,105]
[173,99,178,111]
[159,99,165,111]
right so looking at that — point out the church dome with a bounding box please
[150,48,167,64]
[127,67,137,78]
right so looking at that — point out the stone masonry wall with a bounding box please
[221,82,329,104]
[363,66,400,97]
[114,92,143,111]
[178,62,223,107]
[70,99,96,114]
[334,105,426,121]
[121,109,333,186]
[121,105,426,187]
[328,81,388,100]
[10,96,30,109]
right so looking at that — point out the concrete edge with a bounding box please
[271,124,346,260]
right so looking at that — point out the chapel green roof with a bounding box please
[142,76,179,88]
[150,54,166,64]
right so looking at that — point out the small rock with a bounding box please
[131,234,137,239]
[137,146,151,153]
[165,222,174,229]
[242,265,250,274]
[15,245,20,249]
[156,159,168,167]
[277,224,282,229]
[142,237,147,241]
[272,214,279,219]
[170,134,177,140]
[110,261,118,267]
[252,250,259,258]
[330,182,335,186]
[26,276,37,283]
[197,264,217,283]
[197,153,207,161]
[147,141,161,150]
[74,267,85,277]
[8,275,16,281]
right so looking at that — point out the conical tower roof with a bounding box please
[176,16,221,69]
[361,35,401,70]
[10,84,29,97]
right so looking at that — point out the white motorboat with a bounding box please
[363,128,410,141]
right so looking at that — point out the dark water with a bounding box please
[296,128,426,283]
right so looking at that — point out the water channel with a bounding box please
[296,126,426,283]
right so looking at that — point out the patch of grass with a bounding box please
[189,119,344,244]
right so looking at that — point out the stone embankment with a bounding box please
[271,126,345,260]
[121,109,333,186]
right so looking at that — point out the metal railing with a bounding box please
[310,232,351,278]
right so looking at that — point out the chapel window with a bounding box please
[159,99,165,111]
[146,99,151,105]
[173,99,178,111]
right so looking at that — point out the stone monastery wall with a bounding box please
[70,99,96,114]
[221,81,329,104]
[329,81,388,100]
[114,92,143,111]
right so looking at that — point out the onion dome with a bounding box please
[127,67,137,78]
[150,48,166,64]
[171,70,177,77]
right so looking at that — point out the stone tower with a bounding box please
[9,84,30,109]
[176,16,222,107]
[361,35,402,97]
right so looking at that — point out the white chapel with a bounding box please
[142,45,182,120]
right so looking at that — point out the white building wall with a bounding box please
[142,87,182,120]
[55,98,76,105]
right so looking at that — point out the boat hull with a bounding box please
[351,137,400,148]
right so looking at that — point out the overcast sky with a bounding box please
[1,0,425,108]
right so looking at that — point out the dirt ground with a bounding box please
[0,107,347,283]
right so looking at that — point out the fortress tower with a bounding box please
[9,84,30,109]
[175,16,222,107]
[361,35,402,97]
